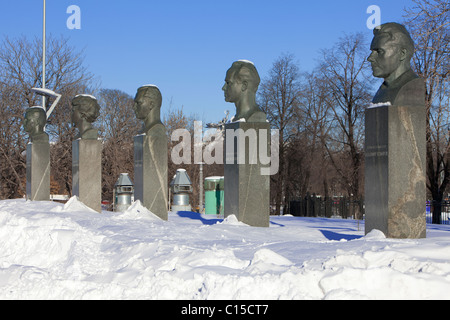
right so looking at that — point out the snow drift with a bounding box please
[0,198,449,300]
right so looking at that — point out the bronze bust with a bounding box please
[133,85,164,135]
[71,95,100,140]
[222,60,267,122]
[24,107,49,143]
[368,22,423,107]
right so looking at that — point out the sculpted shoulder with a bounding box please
[31,132,49,143]
[246,110,268,123]
[394,77,425,108]
[144,122,166,137]
[78,128,99,140]
[372,70,423,106]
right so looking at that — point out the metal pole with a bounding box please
[42,0,46,109]
[199,162,203,213]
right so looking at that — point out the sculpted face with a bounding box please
[134,89,154,120]
[23,112,34,133]
[71,107,81,127]
[24,108,46,134]
[368,35,404,80]
[222,67,244,103]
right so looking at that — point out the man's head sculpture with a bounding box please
[71,95,100,140]
[222,60,267,123]
[367,22,420,104]
[133,85,164,134]
[24,107,49,143]
[368,22,415,81]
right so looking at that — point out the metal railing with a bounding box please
[288,196,364,220]
[426,201,450,225]
[288,197,450,225]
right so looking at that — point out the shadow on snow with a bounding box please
[174,212,363,241]
[319,229,363,241]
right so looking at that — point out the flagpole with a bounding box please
[42,0,46,109]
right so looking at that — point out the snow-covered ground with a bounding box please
[0,197,449,300]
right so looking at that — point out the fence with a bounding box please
[288,196,364,220]
[288,196,450,225]
[426,201,450,225]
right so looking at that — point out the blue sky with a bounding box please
[1,0,416,123]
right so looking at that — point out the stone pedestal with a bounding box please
[224,122,270,227]
[365,105,426,238]
[26,142,50,201]
[134,126,168,220]
[72,139,102,212]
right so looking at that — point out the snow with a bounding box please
[368,102,392,108]
[141,84,159,89]
[31,87,59,97]
[238,59,255,65]
[1,197,450,300]
[205,176,223,180]
[74,94,97,100]
[229,117,246,123]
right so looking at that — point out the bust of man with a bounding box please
[368,22,424,106]
[24,107,49,143]
[71,95,100,140]
[222,60,267,123]
[133,85,164,134]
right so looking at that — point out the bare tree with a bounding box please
[258,53,302,215]
[0,35,94,198]
[316,33,374,213]
[299,72,334,197]
[404,0,450,223]
[97,89,139,203]
[0,82,27,198]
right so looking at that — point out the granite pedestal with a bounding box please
[134,126,168,220]
[224,122,270,227]
[26,142,50,201]
[72,139,102,212]
[365,104,426,238]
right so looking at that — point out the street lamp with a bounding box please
[36,1,61,119]
[31,88,61,119]
[42,0,46,108]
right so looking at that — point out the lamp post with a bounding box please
[42,0,46,109]
[31,88,61,119]
[35,1,61,120]
[199,162,204,213]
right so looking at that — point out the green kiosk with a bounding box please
[204,176,224,215]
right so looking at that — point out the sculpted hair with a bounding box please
[230,60,260,93]
[72,95,100,123]
[138,86,162,109]
[373,22,415,60]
